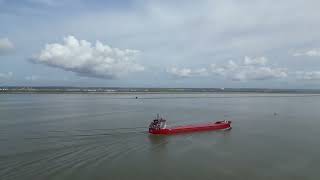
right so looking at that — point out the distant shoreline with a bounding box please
[1,87,320,95]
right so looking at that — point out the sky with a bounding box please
[1,0,320,88]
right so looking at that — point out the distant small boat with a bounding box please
[149,114,232,135]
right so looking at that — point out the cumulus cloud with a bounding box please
[167,67,208,78]
[25,75,40,81]
[31,36,144,79]
[296,71,320,80]
[210,57,287,81]
[243,56,267,66]
[0,72,13,81]
[0,38,14,55]
[293,49,320,57]
[228,66,288,81]
[167,56,287,81]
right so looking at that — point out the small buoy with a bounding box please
[135,97,138,99]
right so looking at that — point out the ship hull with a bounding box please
[149,121,231,135]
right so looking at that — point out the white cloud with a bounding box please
[210,57,287,81]
[167,56,287,81]
[31,36,144,79]
[229,66,288,81]
[210,64,227,76]
[167,67,208,78]
[25,75,40,81]
[293,49,320,57]
[296,71,320,80]
[243,56,267,66]
[0,38,14,55]
[0,72,13,81]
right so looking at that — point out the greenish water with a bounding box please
[0,94,319,180]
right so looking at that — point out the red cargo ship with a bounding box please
[149,114,232,135]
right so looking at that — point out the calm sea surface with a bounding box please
[0,93,320,180]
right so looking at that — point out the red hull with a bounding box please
[149,121,231,135]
